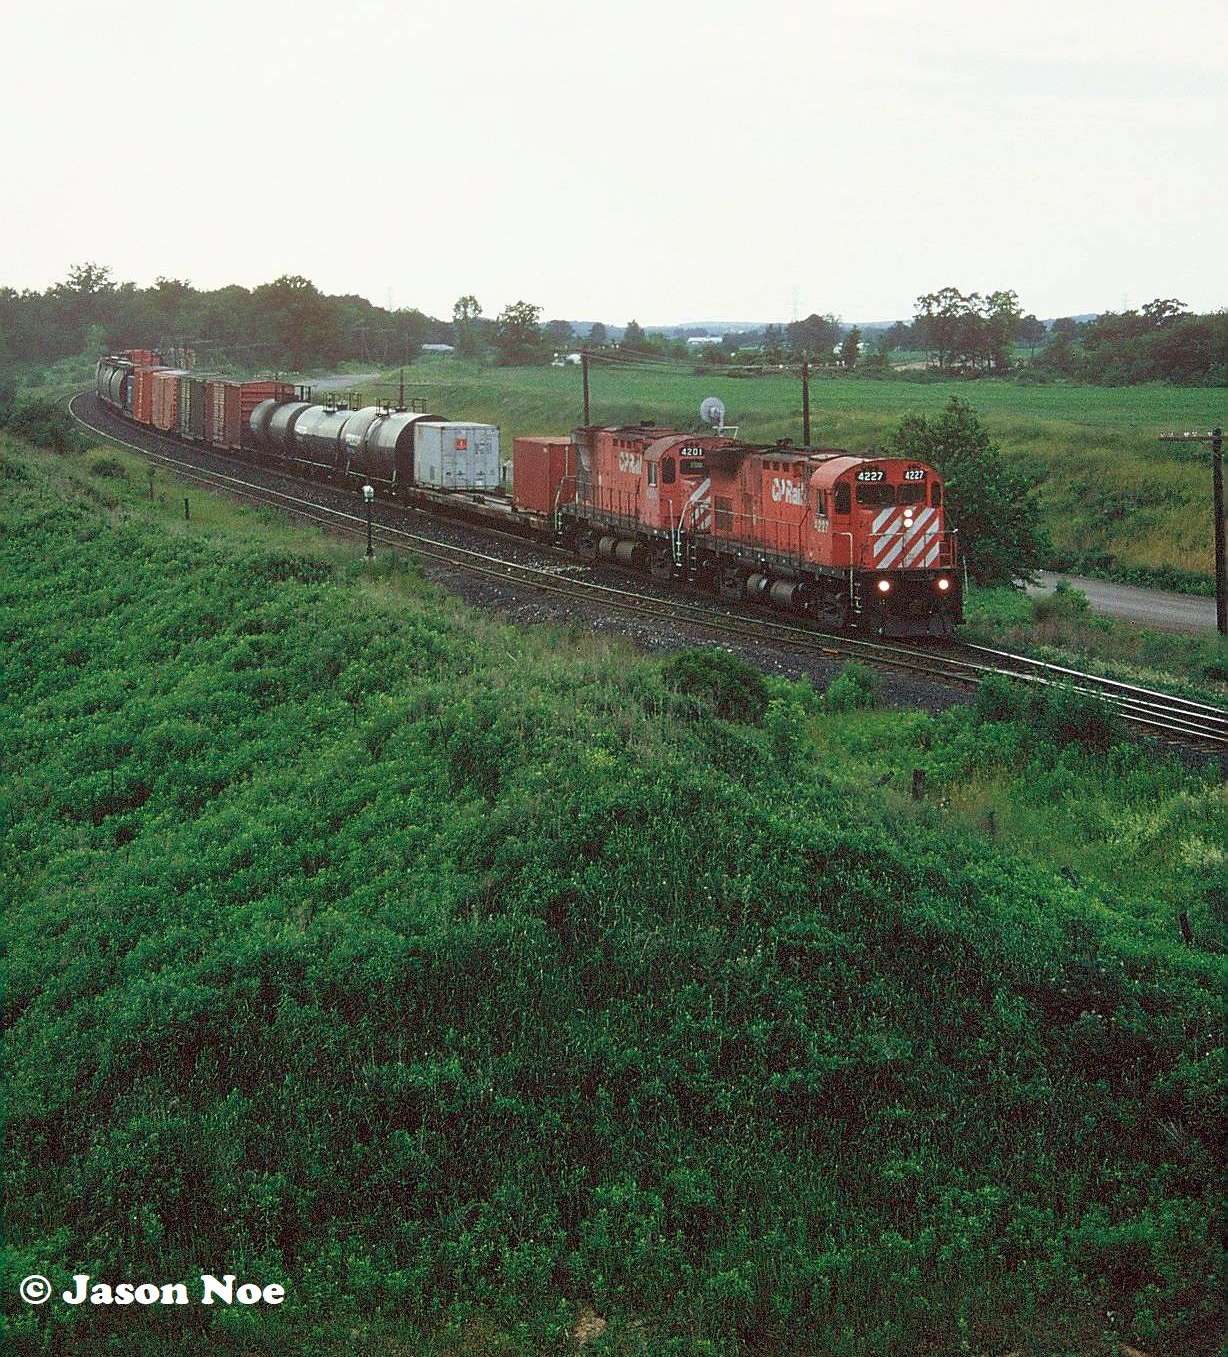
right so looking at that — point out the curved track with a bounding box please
[69,392,1228,749]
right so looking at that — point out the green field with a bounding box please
[380,360,1224,587]
[3,434,1223,1356]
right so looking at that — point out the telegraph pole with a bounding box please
[1159,426,1225,635]
[801,360,811,446]
[581,349,591,425]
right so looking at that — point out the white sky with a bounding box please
[4,0,1225,325]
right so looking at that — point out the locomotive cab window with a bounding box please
[899,483,925,505]
[680,458,705,475]
[834,483,851,515]
[662,456,676,485]
[930,482,942,507]
[855,482,895,506]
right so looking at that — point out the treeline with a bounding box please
[0,264,445,374]
[2,263,1223,385]
[1032,302,1226,386]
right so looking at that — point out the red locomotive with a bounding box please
[559,423,962,635]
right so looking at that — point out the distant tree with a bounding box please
[763,323,785,362]
[54,262,115,297]
[252,274,343,369]
[882,321,915,354]
[881,397,1050,587]
[982,289,1022,373]
[786,312,840,358]
[545,319,575,349]
[587,321,608,345]
[1015,314,1047,355]
[452,295,483,358]
[839,326,861,370]
[622,319,647,350]
[494,300,545,365]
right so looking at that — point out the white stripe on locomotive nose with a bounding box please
[922,540,941,567]
[901,510,938,565]
[872,512,904,557]
[879,508,934,569]
[872,505,895,533]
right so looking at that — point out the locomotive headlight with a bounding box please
[877,578,892,593]
[936,577,951,592]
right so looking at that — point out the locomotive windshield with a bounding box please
[855,482,895,506]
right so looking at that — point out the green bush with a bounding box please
[4,398,85,454]
[823,661,880,712]
[661,647,769,724]
[1031,578,1091,623]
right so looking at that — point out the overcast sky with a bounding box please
[4,0,1225,325]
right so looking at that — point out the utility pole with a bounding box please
[1159,426,1225,635]
[581,349,591,425]
[801,360,811,446]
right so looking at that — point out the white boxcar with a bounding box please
[413,421,501,490]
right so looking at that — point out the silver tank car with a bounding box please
[340,407,386,480]
[292,405,357,475]
[363,410,444,486]
[265,401,314,454]
[249,398,281,446]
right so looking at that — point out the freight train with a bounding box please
[94,351,963,636]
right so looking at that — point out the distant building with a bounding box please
[422,343,455,354]
[685,336,724,347]
[551,352,583,366]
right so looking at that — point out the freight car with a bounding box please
[94,351,962,636]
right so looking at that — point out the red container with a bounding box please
[512,436,576,514]
[124,348,160,367]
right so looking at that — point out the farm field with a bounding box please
[3,433,1223,1356]
[381,360,1225,588]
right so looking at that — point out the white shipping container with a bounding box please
[413,421,501,490]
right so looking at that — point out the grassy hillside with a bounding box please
[2,437,1223,1356]
[387,359,1224,588]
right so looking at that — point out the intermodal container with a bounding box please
[512,436,576,514]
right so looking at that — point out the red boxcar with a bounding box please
[151,370,188,432]
[130,366,168,425]
[512,435,576,515]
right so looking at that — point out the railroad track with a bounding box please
[69,393,1228,749]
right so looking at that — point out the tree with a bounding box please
[883,320,915,354]
[881,397,1050,587]
[786,313,840,358]
[252,274,343,369]
[494,300,545,365]
[545,319,575,349]
[587,321,608,345]
[1015,314,1047,356]
[982,289,1021,373]
[839,326,861,370]
[452,295,483,359]
[622,319,646,351]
